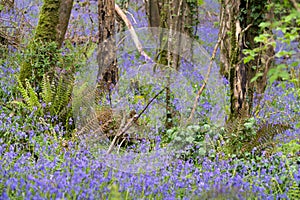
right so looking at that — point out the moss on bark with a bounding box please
[35,0,60,42]
[19,0,61,86]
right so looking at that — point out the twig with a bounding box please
[115,3,152,61]
[290,0,300,12]
[117,137,127,154]
[124,10,137,24]
[241,23,253,34]
[106,87,166,154]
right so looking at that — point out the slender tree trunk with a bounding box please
[145,0,160,29]
[56,0,73,48]
[97,0,118,105]
[145,0,195,129]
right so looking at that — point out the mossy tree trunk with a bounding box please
[19,0,73,88]
[219,0,274,120]
[96,0,118,106]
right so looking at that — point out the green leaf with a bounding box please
[251,72,263,83]
[268,64,290,84]
[259,22,271,29]
[254,34,270,43]
[280,71,290,80]
[244,56,254,64]
[296,122,300,129]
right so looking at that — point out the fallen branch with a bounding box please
[115,4,152,61]
[106,87,166,154]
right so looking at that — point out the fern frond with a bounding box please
[64,76,74,106]
[25,79,41,110]
[58,82,73,120]
[53,76,64,113]
[17,78,30,105]
[75,111,105,139]
[41,75,53,105]
[241,123,292,155]
[17,78,41,111]
[223,116,250,155]
[288,181,300,199]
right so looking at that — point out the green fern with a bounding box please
[41,75,53,105]
[39,72,73,117]
[17,78,41,112]
[241,123,292,156]
[223,116,256,156]
[17,78,30,104]
[53,76,64,113]
[56,74,73,114]
[288,181,300,199]
[16,72,73,128]
[26,79,40,109]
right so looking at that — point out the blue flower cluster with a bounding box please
[1,0,299,199]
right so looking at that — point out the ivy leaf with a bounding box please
[268,64,290,84]
[259,22,271,29]
[251,72,263,83]
[275,50,293,58]
[244,56,254,64]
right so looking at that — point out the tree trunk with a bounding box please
[56,0,73,48]
[145,0,195,129]
[19,0,61,87]
[145,0,160,29]
[34,0,61,43]
[219,0,273,120]
[96,0,118,105]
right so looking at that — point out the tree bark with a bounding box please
[145,0,195,129]
[19,0,61,86]
[56,0,73,48]
[97,0,118,105]
[219,0,273,119]
[145,0,161,28]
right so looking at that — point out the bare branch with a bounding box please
[187,5,228,124]
[115,3,152,61]
[241,23,253,34]
[187,37,221,123]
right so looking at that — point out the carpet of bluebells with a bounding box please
[1,0,300,199]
